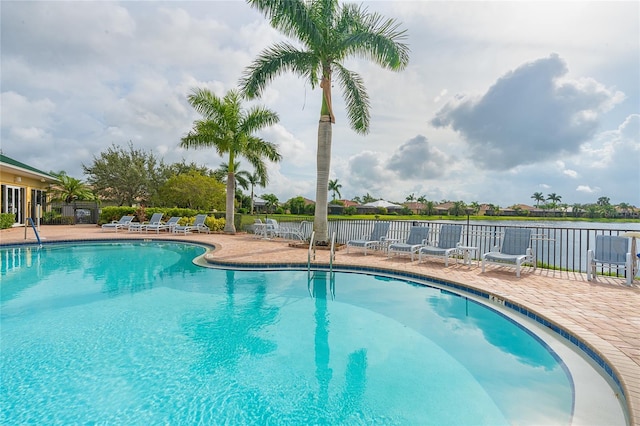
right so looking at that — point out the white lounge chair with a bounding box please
[587,235,633,285]
[388,226,430,261]
[481,228,534,277]
[140,213,165,233]
[419,224,462,266]
[173,214,209,235]
[156,216,181,233]
[101,215,134,232]
[347,222,391,255]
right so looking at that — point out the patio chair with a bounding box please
[101,215,134,232]
[252,219,266,238]
[481,228,534,278]
[418,224,462,266]
[587,235,633,285]
[265,219,280,238]
[388,226,430,261]
[157,216,181,233]
[141,213,166,233]
[173,214,209,235]
[347,222,391,255]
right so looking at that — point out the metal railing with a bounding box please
[287,219,638,276]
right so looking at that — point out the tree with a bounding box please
[286,196,307,215]
[83,142,167,206]
[261,193,279,213]
[49,171,95,203]
[449,200,467,216]
[406,193,416,203]
[241,0,409,243]
[328,178,342,201]
[571,203,583,217]
[531,192,544,207]
[214,161,252,191]
[596,196,610,206]
[167,160,212,177]
[469,201,480,215]
[247,172,266,215]
[361,193,377,204]
[180,88,281,233]
[422,201,436,216]
[158,172,225,210]
[547,193,561,214]
[618,202,631,218]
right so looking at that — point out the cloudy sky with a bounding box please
[2,1,639,207]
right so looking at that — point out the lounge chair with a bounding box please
[101,215,134,232]
[388,226,430,261]
[140,213,165,233]
[173,214,210,235]
[418,224,462,266]
[347,222,391,255]
[481,228,534,277]
[587,235,633,285]
[150,216,182,234]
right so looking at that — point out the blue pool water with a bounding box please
[1,242,574,425]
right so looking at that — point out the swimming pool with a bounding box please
[0,241,627,425]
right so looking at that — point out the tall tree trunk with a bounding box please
[314,116,332,243]
[224,172,236,233]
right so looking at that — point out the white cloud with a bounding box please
[576,185,599,194]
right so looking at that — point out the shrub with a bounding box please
[99,206,136,225]
[344,206,357,215]
[0,213,15,229]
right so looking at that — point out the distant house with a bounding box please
[435,202,455,215]
[0,154,59,226]
[358,199,403,214]
[404,201,425,214]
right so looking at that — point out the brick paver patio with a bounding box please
[2,224,638,425]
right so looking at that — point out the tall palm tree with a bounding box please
[180,88,282,233]
[531,192,544,207]
[241,0,409,243]
[328,178,342,201]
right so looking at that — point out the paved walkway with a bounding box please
[2,225,639,425]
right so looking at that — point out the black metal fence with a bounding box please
[260,218,638,276]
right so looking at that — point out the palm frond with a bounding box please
[241,106,280,135]
[247,0,323,47]
[334,63,370,134]
[340,5,410,70]
[240,43,320,98]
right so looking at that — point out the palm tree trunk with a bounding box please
[224,172,236,233]
[314,116,332,243]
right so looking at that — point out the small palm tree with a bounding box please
[328,178,342,202]
[246,173,263,215]
[215,161,251,191]
[180,88,281,233]
[241,0,409,243]
[50,171,95,203]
